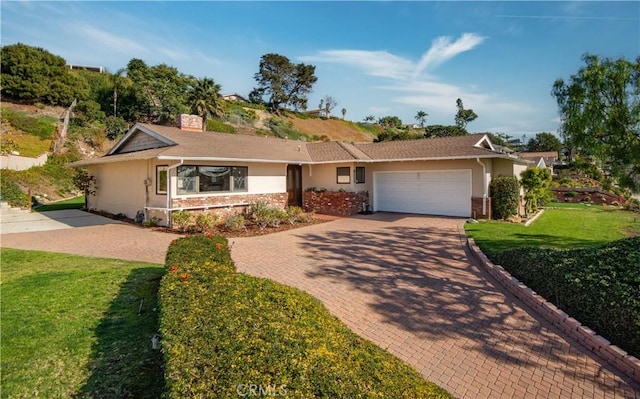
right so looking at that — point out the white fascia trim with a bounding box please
[157,156,310,165]
[107,124,177,155]
[473,134,496,152]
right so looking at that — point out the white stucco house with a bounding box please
[72,115,530,226]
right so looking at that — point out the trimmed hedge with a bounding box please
[159,235,451,398]
[490,176,520,219]
[493,237,640,358]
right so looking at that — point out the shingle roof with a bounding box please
[73,123,522,166]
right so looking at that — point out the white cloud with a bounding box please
[300,50,413,79]
[76,25,146,54]
[414,33,487,76]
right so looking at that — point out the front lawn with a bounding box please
[34,195,85,211]
[0,249,164,398]
[465,206,640,257]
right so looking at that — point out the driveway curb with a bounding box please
[467,237,640,384]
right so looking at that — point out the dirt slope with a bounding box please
[285,116,376,142]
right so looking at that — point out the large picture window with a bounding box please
[177,165,247,195]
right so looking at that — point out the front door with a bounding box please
[286,164,302,207]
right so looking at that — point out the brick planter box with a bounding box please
[303,191,368,216]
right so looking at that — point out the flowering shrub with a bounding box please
[171,210,192,232]
[159,235,451,399]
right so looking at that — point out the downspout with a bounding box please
[165,159,184,227]
[476,158,487,217]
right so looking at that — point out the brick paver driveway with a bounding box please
[231,213,639,398]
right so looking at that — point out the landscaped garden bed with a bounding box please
[160,235,452,398]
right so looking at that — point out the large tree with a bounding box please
[253,53,317,112]
[552,54,640,191]
[526,132,563,153]
[1,43,89,105]
[187,77,223,126]
[454,98,478,129]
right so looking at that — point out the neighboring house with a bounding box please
[518,151,559,175]
[72,115,530,226]
[303,108,327,117]
[222,93,249,103]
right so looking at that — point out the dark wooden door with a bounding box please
[287,165,302,207]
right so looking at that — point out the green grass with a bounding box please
[465,207,640,256]
[34,195,85,212]
[1,249,165,398]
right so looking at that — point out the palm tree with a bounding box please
[111,68,126,118]
[341,108,347,120]
[187,77,223,126]
[415,110,428,128]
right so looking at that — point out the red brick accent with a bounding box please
[471,197,492,219]
[303,190,368,216]
[466,237,640,384]
[172,193,286,218]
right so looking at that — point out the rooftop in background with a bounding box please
[68,64,104,73]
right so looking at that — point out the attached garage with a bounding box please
[373,170,472,217]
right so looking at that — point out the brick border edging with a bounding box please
[466,238,640,384]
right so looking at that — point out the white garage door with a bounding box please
[374,170,471,217]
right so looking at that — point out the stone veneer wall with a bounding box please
[471,197,492,220]
[303,191,369,216]
[172,193,287,218]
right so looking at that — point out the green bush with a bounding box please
[285,206,305,224]
[159,236,451,399]
[490,176,520,219]
[565,191,578,197]
[493,237,640,358]
[224,214,245,231]
[171,210,193,231]
[206,118,236,134]
[193,212,218,233]
[0,177,30,208]
[248,201,287,230]
[267,117,309,141]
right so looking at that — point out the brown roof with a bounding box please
[353,134,498,160]
[518,151,559,159]
[73,124,523,166]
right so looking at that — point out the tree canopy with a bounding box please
[252,53,317,112]
[552,54,640,192]
[1,43,89,105]
[526,132,563,153]
[454,98,478,129]
[423,125,467,138]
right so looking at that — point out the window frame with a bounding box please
[355,166,365,184]
[176,165,248,195]
[336,167,351,184]
[156,165,168,195]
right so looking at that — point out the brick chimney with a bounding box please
[177,114,203,132]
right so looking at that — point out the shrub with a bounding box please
[159,236,452,399]
[0,177,30,208]
[205,118,236,133]
[171,210,192,232]
[249,201,287,230]
[193,212,218,233]
[582,195,591,203]
[490,176,520,220]
[285,206,305,224]
[520,167,553,214]
[224,214,245,231]
[625,198,640,213]
[565,191,578,197]
[493,237,640,358]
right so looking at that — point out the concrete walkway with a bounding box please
[230,213,640,399]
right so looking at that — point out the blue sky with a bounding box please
[1,1,638,139]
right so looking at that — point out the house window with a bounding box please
[355,166,365,184]
[157,166,168,194]
[337,167,350,184]
[176,165,248,195]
